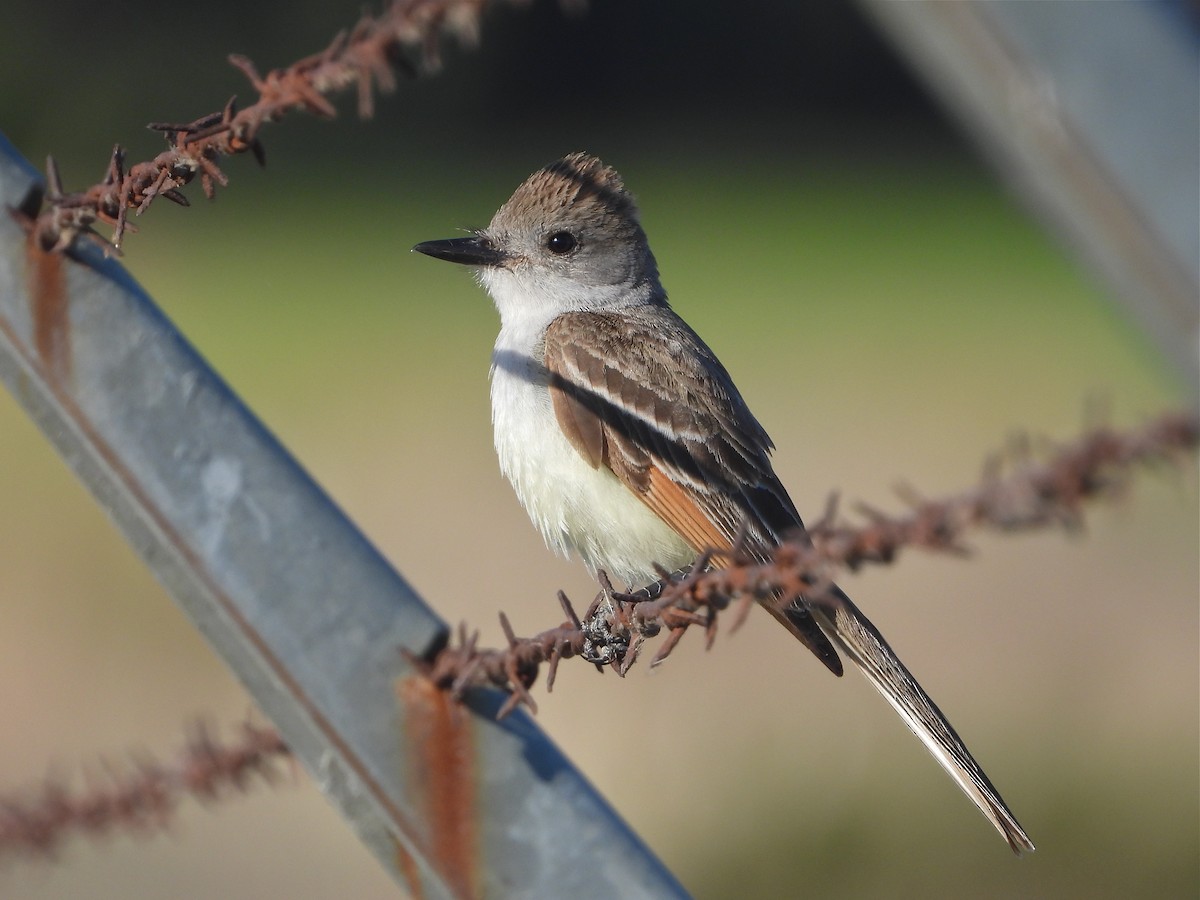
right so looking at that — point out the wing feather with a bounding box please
[544,307,841,672]
[543,307,1032,852]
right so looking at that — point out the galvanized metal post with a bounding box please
[858,0,1200,398]
[0,131,689,899]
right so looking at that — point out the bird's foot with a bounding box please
[579,571,630,667]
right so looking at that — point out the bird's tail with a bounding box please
[799,587,1035,855]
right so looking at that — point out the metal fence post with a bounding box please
[0,131,690,899]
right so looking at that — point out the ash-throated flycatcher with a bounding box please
[414,152,1033,854]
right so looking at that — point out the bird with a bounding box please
[413,151,1034,854]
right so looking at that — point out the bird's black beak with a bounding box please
[412,235,506,267]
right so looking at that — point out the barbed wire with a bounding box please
[410,410,1199,717]
[13,0,555,255]
[2,413,1192,857]
[0,720,291,860]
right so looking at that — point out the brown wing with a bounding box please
[546,310,1036,849]
[543,306,842,674]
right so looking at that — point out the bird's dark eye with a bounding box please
[545,231,577,254]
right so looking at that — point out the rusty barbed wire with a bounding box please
[1,416,1191,855]
[14,0,551,255]
[0,719,291,859]
[411,410,1199,717]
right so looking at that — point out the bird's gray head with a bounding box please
[414,153,665,326]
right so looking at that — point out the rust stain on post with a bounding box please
[392,833,426,900]
[25,235,71,383]
[397,676,479,899]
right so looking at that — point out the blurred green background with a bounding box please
[1,2,1196,898]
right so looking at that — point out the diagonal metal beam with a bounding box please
[0,131,689,899]
[859,0,1199,397]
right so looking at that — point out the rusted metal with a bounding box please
[408,411,1199,709]
[0,720,292,859]
[394,835,427,900]
[27,239,70,382]
[0,130,690,899]
[17,0,527,256]
[399,677,479,899]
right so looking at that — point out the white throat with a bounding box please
[479,264,657,330]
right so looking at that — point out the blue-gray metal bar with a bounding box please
[0,131,688,899]
[859,0,1199,397]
